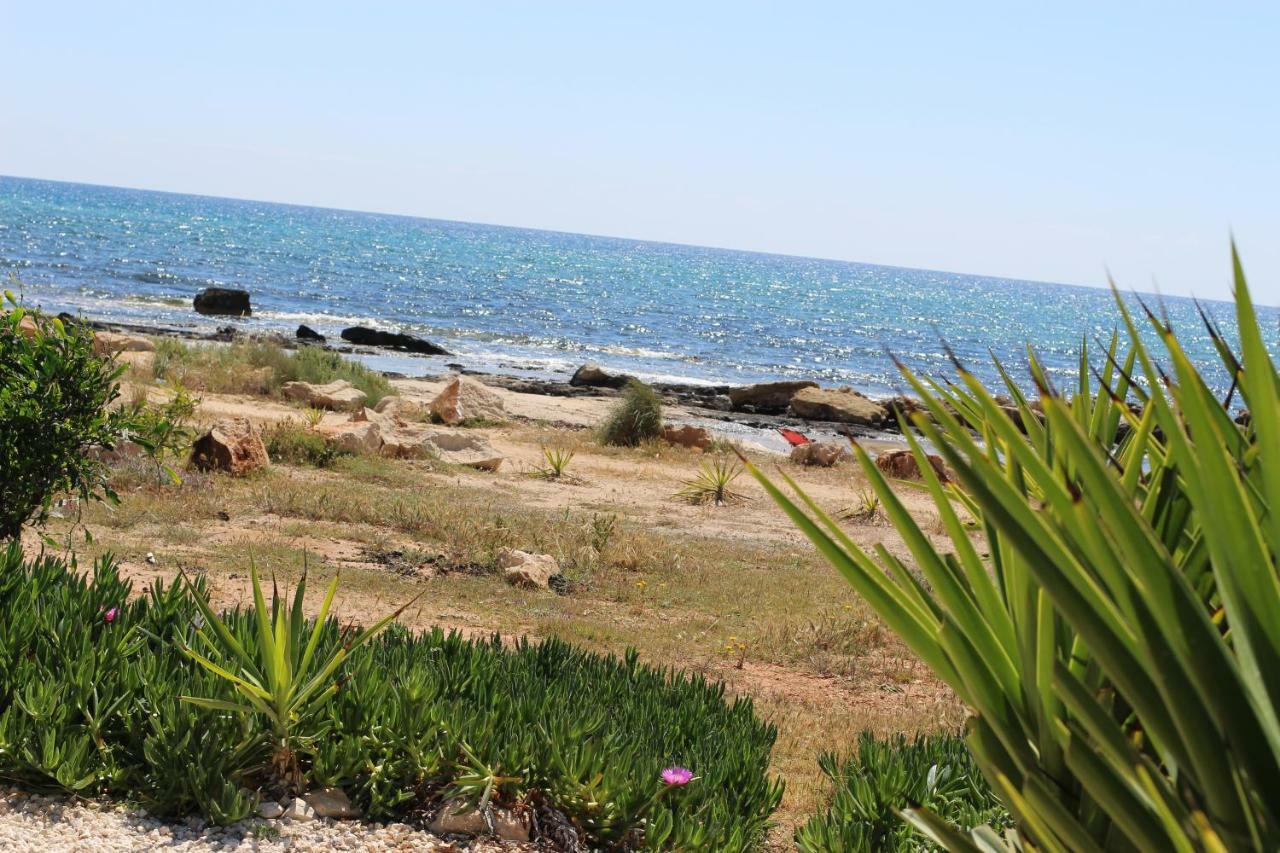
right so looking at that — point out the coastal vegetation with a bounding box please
[599,379,665,446]
[750,252,1280,849]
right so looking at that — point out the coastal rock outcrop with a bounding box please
[429,376,507,425]
[569,362,632,389]
[340,326,449,355]
[728,380,818,414]
[281,379,368,411]
[373,395,424,421]
[313,412,504,470]
[189,418,270,475]
[193,288,252,317]
[789,386,887,426]
[296,324,325,342]
[316,418,384,455]
[662,424,713,450]
[423,429,505,471]
[875,449,949,482]
[92,331,156,356]
[497,549,560,590]
[790,440,850,467]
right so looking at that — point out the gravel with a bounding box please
[0,788,528,852]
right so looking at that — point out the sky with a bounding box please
[2,2,1278,302]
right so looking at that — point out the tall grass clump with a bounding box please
[0,544,781,849]
[747,248,1280,850]
[796,732,1010,852]
[600,379,664,447]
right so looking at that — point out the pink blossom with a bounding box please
[103,607,119,624]
[660,766,693,786]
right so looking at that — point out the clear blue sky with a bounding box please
[4,2,1277,302]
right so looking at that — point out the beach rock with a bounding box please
[303,787,361,820]
[316,419,384,456]
[116,350,156,371]
[728,380,819,414]
[789,387,887,426]
[704,394,734,412]
[423,430,505,470]
[189,418,269,475]
[569,362,631,389]
[92,331,155,356]
[378,423,436,459]
[281,379,368,411]
[193,287,251,317]
[662,424,713,450]
[875,449,949,482]
[15,314,39,339]
[790,440,850,467]
[429,376,507,425]
[296,324,325,342]
[374,395,424,422]
[256,801,284,819]
[281,797,316,822]
[429,797,532,841]
[340,326,449,355]
[497,549,559,590]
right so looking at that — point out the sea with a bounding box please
[0,175,1266,397]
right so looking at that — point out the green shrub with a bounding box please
[750,249,1280,849]
[0,296,155,540]
[600,380,664,447]
[263,421,349,468]
[0,544,781,848]
[796,732,1010,852]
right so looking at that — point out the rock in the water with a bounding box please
[340,326,449,355]
[257,801,284,819]
[304,787,361,820]
[728,380,819,413]
[662,424,712,450]
[497,549,559,589]
[875,449,949,482]
[189,418,270,475]
[193,287,251,317]
[374,395,424,421]
[790,440,850,467]
[428,797,532,841]
[296,324,325,342]
[569,362,631,389]
[92,331,156,356]
[281,797,316,822]
[429,376,507,425]
[281,379,368,411]
[423,430,505,471]
[789,387,887,426]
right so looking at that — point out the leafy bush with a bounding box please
[796,732,1010,852]
[262,421,349,468]
[600,380,664,447]
[0,297,152,540]
[749,249,1280,849]
[151,338,395,404]
[0,544,781,848]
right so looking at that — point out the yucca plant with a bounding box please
[179,560,417,788]
[676,456,748,506]
[746,248,1280,850]
[533,445,576,480]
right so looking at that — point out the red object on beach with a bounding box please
[778,428,811,447]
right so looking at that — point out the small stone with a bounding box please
[497,549,559,589]
[145,552,156,564]
[282,797,316,821]
[304,786,362,820]
[257,800,284,819]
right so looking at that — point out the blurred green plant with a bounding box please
[532,445,576,480]
[676,456,748,506]
[600,379,664,447]
[747,248,1280,850]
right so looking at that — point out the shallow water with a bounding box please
[1,175,1269,395]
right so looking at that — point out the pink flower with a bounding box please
[660,766,693,786]
[103,607,119,624]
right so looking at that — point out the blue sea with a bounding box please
[0,175,1266,396]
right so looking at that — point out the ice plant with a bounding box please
[103,606,119,623]
[661,766,693,786]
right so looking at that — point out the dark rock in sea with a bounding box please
[728,380,818,414]
[296,324,326,342]
[193,287,252,317]
[212,326,239,341]
[340,326,450,355]
[569,362,632,389]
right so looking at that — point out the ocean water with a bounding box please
[0,175,1267,396]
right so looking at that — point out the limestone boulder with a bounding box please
[16,314,38,339]
[790,440,851,467]
[315,419,383,456]
[423,430,505,471]
[569,362,632,389]
[875,449,949,482]
[189,418,269,475]
[497,549,560,590]
[92,331,155,356]
[281,379,367,411]
[373,395,423,422]
[662,424,713,450]
[429,376,506,425]
[789,387,887,426]
[728,380,818,414]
